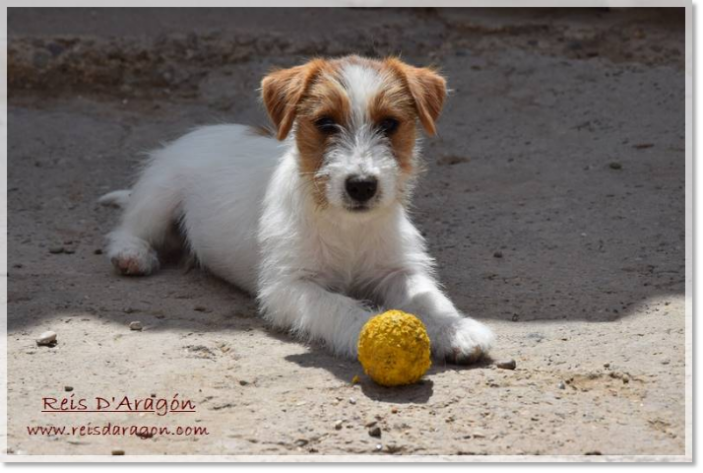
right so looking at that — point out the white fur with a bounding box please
[103,67,494,361]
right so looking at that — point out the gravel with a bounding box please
[128,321,143,331]
[496,359,517,370]
[36,331,57,346]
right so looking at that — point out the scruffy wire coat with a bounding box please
[102,55,494,363]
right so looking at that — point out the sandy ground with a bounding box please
[6,8,687,457]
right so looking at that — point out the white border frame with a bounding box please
[0,0,694,463]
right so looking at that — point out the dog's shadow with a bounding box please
[283,340,494,404]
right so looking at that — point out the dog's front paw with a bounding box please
[432,317,494,365]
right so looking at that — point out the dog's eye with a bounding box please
[315,116,338,134]
[378,118,399,136]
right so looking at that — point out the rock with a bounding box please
[349,397,357,405]
[557,381,566,390]
[93,248,103,255]
[438,155,470,166]
[493,251,503,258]
[567,40,583,51]
[129,321,143,331]
[334,420,343,430]
[48,246,65,254]
[496,359,517,370]
[111,449,125,455]
[633,143,654,149]
[36,331,57,346]
[46,42,65,57]
[294,439,308,447]
[368,426,382,438]
[609,162,623,170]
[239,380,250,386]
[64,386,74,392]
[385,443,404,454]
[32,50,51,68]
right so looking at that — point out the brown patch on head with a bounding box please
[261,58,350,207]
[294,65,349,174]
[294,63,352,207]
[261,59,329,141]
[383,57,447,136]
[369,65,420,173]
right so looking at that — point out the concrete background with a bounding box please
[7,7,686,456]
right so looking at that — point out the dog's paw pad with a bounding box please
[445,345,484,365]
[106,233,159,276]
[111,254,157,276]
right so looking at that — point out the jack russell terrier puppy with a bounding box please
[101,55,494,364]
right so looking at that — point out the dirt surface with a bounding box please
[6,7,687,457]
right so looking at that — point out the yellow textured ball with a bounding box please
[357,310,432,387]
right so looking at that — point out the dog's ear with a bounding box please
[261,60,325,141]
[385,58,447,136]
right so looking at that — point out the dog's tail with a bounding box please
[98,189,132,208]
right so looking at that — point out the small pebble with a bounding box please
[374,443,383,452]
[111,449,125,455]
[64,386,73,392]
[496,359,517,370]
[609,162,622,170]
[46,42,65,57]
[239,380,250,386]
[36,331,57,346]
[386,443,403,454]
[493,251,503,258]
[557,381,566,390]
[368,426,382,438]
[349,397,357,405]
[334,420,343,430]
[94,249,103,255]
[391,407,398,414]
[48,246,65,254]
[129,321,143,331]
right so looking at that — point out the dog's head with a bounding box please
[261,55,446,214]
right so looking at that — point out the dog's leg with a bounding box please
[259,280,375,358]
[104,170,181,276]
[378,271,494,364]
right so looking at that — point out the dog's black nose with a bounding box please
[345,175,378,203]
